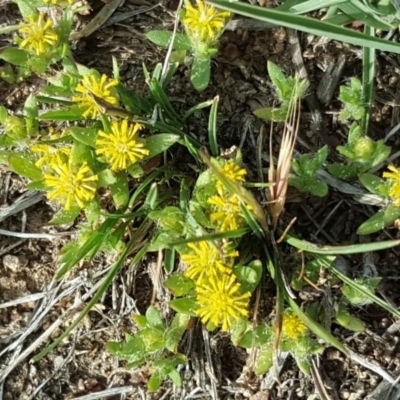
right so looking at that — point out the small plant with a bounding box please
[107,307,190,392]
[254,61,308,122]
[289,145,329,197]
[327,122,391,179]
[357,167,400,234]
[0,0,78,81]
[146,0,231,91]
[338,77,365,121]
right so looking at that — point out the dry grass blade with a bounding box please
[267,95,301,228]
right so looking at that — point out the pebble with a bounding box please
[2,254,20,272]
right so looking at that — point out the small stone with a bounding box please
[2,255,20,272]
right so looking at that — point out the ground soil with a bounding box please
[2,0,400,399]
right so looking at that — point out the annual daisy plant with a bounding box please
[146,0,231,90]
[4,0,400,394]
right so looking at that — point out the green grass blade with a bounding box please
[56,216,120,279]
[169,228,249,247]
[33,221,151,361]
[290,0,347,14]
[362,25,375,133]
[182,99,214,122]
[338,1,393,30]
[206,0,400,53]
[208,96,219,157]
[285,234,400,254]
[316,255,400,319]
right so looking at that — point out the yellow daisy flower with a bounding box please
[196,273,251,331]
[72,73,119,119]
[43,160,98,210]
[216,159,247,192]
[281,312,307,340]
[31,143,71,168]
[208,191,247,231]
[182,0,231,44]
[95,119,149,171]
[181,241,238,282]
[18,13,58,56]
[383,165,400,206]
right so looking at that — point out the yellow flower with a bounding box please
[18,13,58,56]
[31,143,71,168]
[181,241,237,282]
[196,273,251,331]
[43,160,98,210]
[216,159,247,192]
[383,165,400,206]
[95,120,149,171]
[281,312,307,340]
[182,0,231,44]
[208,191,247,231]
[72,73,119,119]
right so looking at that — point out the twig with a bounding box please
[71,386,134,400]
[0,190,44,223]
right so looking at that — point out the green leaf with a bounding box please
[0,47,29,66]
[191,57,211,91]
[169,297,198,316]
[359,173,386,195]
[357,210,386,235]
[165,313,191,352]
[342,277,381,306]
[148,371,163,392]
[255,344,273,375]
[164,273,195,296]
[233,260,263,293]
[40,109,82,121]
[9,155,41,181]
[168,369,182,387]
[110,171,129,208]
[69,127,98,147]
[133,315,147,328]
[71,141,96,171]
[336,303,366,332]
[253,107,274,121]
[267,61,288,100]
[238,324,272,348]
[23,94,38,119]
[0,24,23,35]
[14,0,37,19]
[207,0,400,54]
[144,134,180,159]
[50,206,81,225]
[327,163,359,179]
[146,30,192,51]
[145,307,164,329]
[97,168,117,187]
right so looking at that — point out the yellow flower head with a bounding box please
[181,241,238,282]
[182,0,231,44]
[31,143,71,168]
[383,165,400,207]
[196,273,251,331]
[216,160,247,192]
[17,13,58,56]
[43,160,98,210]
[72,73,119,119]
[281,312,307,340]
[208,191,247,231]
[95,120,149,171]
